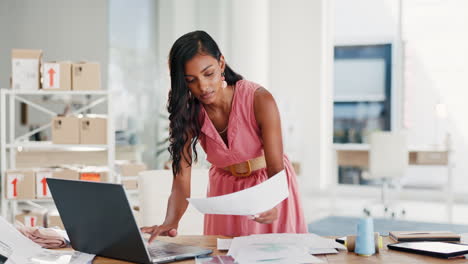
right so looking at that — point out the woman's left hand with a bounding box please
[252,207,278,224]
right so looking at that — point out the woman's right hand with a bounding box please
[140,223,178,243]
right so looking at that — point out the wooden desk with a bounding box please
[334,144,449,167]
[333,143,453,223]
[93,235,467,264]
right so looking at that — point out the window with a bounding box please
[333,44,392,144]
[334,44,392,185]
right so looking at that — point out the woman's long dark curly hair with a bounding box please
[168,30,243,177]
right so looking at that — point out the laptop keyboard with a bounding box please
[147,241,186,258]
[148,247,175,258]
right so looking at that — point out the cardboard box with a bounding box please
[122,177,138,190]
[35,169,52,199]
[80,115,107,144]
[11,49,42,90]
[52,167,80,181]
[115,160,147,177]
[5,170,35,200]
[15,209,47,227]
[42,61,72,91]
[80,167,109,182]
[52,116,80,144]
[72,62,101,90]
[47,210,64,229]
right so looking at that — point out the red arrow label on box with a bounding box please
[48,68,56,87]
[11,178,18,197]
[41,177,47,196]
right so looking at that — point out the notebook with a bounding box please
[388,242,468,259]
[389,231,461,242]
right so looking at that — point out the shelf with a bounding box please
[0,89,109,95]
[6,141,108,151]
[334,95,386,103]
[333,143,369,151]
[333,143,449,152]
[8,199,54,203]
[1,85,116,222]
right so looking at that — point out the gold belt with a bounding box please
[222,156,266,177]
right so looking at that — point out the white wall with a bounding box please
[334,0,398,43]
[402,1,468,193]
[230,0,270,88]
[334,0,468,193]
[0,0,109,140]
[270,0,333,191]
[0,0,108,89]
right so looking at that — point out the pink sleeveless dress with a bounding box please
[198,79,307,237]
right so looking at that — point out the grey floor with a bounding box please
[308,215,468,236]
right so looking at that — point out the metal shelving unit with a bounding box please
[0,89,115,221]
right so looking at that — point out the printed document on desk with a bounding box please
[229,233,345,256]
[0,216,95,264]
[187,170,289,215]
[227,234,324,263]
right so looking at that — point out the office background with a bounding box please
[1,0,468,232]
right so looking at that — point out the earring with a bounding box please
[221,72,227,89]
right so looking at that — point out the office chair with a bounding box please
[138,169,208,235]
[363,131,408,218]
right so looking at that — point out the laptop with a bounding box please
[47,178,212,264]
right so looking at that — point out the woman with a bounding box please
[142,30,307,242]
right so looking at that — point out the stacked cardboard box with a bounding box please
[15,208,47,228]
[11,48,101,91]
[80,166,109,182]
[52,167,80,181]
[116,160,147,190]
[47,210,64,229]
[15,209,64,229]
[42,61,72,91]
[4,167,84,200]
[11,49,42,90]
[5,170,35,200]
[72,62,101,90]
[35,169,53,199]
[80,115,107,144]
[52,116,80,144]
[51,115,107,144]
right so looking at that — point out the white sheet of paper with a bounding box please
[227,235,324,264]
[27,250,95,264]
[0,216,42,263]
[248,233,346,251]
[235,244,323,264]
[0,216,94,264]
[187,170,289,215]
[228,233,345,258]
[217,238,232,250]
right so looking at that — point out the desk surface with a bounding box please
[93,235,467,264]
